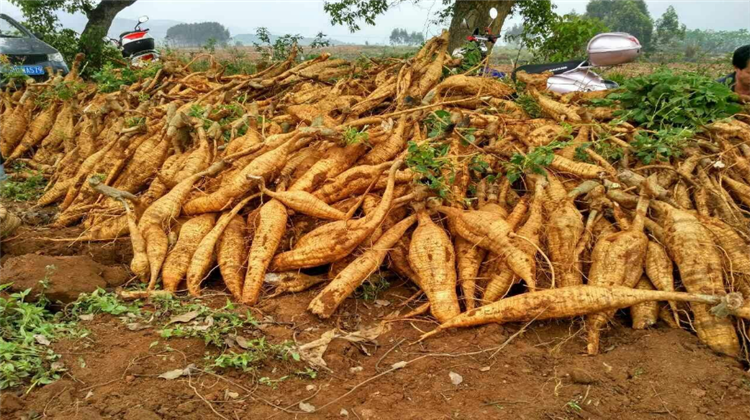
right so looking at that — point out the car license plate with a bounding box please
[16,65,45,75]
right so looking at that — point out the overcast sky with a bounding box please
[0,0,748,44]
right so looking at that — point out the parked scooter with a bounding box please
[450,7,641,93]
[451,7,505,79]
[104,15,160,67]
[512,33,641,93]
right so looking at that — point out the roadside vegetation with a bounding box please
[0,281,308,392]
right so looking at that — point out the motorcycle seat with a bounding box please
[512,60,587,81]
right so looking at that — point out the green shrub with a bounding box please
[608,69,742,129]
[91,62,162,93]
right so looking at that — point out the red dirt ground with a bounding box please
[2,210,750,420]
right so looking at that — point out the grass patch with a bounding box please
[188,103,246,142]
[0,266,84,391]
[516,94,542,119]
[91,62,162,93]
[0,168,47,202]
[505,140,570,182]
[354,275,391,301]
[1,284,307,392]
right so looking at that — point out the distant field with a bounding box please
[170,44,420,61]
[169,44,733,80]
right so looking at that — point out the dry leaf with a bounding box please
[126,322,150,331]
[234,335,251,349]
[167,310,200,324]
[297,329,336,369]
[158,364,197,380]
[299,402,316,413]
[295,323,390,370]
[158,369,185,380]
[34,334,51,346]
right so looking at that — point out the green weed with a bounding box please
[505,140,570,182]
[574,139,624,164]
[516,94,543,119]
[425,110,453,138]
[343,126,370,146]
[34,81,85,108]
[608,69,742,129]
[566,400,582,413]
[631,127,692,164]
[3,282,307,391]
[207,337,292,373]
[605,71,628,87]
[125,116,146,128]
[91,62,162,93]
[67,289,143,318]
[0,55,29,87]
[0,171,47,202]
[354,275,390,301]
[0,285,77,391]
[295,367,318,379]
[258,375,288,389]
[405,139,453,199]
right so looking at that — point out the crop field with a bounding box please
[2,34,750,420]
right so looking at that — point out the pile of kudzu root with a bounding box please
[3,31,750,357]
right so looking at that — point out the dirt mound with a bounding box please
[0,254,129,303]
[0,226,133,266]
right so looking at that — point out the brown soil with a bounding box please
[1,225,133,266]
[1,254,129,303]
[2,221,750,419]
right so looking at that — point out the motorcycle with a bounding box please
[512,32,641,93]
[451,7,505,79]
[104,15,160,67]
[450,7,641,93]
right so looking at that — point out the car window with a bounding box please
[0,16,28,38]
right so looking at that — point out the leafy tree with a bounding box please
[324,0,555,52]
[534,13,609,62]
[390,28,404,45]
[390,28,424,46]
[503,23,524,45]
[586,0,654,50]
[680,29,750,57]
[253,28,330,62]
[654,6,686,48]
[166,22,230,47]
[309,32,333,50]
[8,0,136,73]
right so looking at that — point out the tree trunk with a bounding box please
[79,0,138,69]
[447,0,515,53]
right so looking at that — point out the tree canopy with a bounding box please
[166,22,231,47]
[323,0,555,52]
[585,0,654,50]
[390,28,424,46]
[534,13,609,62]
[654,5,686,48]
